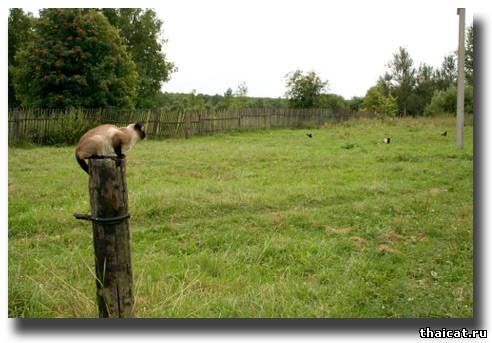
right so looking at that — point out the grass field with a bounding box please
[8,116,473,318]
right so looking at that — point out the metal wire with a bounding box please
[74,213,131,225]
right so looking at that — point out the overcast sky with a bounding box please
[153,0,474,99]
[22,1,474,99]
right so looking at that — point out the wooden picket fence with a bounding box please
[8,107,372,145]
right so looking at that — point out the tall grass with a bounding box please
[8,116,473,318]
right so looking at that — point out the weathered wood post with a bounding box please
[184,112,192,139]
[82,156,134,318]
[12,109,20,145]
[198,112,204,136]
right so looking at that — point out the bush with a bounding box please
[361,86,398,117]
[41,109,100,145]
[424,85,473,116]
[316,93,348,113]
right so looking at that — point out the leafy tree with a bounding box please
[435,54,457,90]
[465,24,474,85]
[376,72,393,97]
[317,93,348,113]
[189,91,207,112]
[13,9,138,108]
[379,93,398,117]
[387,47,415,116]
[8,9,35,107]
[424,85,473,115]
[347,96,364,113]
[361,86,381,113]
[362,85,398,117]
[101,8,176,108]
[285,70,329,108]
[409,63,436,115]
[216,88,234,110]
[224,88,233,97]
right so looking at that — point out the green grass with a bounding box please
[8,116,473,318]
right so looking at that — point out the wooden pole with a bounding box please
[198,112,204,136]
[13,109,20,145]
[456,8,466,149]
[88,157,134,318]
[184,112,192,139]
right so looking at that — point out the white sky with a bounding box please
[153,0,475,98]
[19,1,475,99]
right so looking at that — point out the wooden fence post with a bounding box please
[153,110,160,137]
[87,157,134,318]
[198,112,203,136]
[13,109,20,144]
[184,112,192,139]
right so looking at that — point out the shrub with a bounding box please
[41,109,100,145]
[424,85,473,116]
[362,86,398,117]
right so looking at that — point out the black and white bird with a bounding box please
[306,133,313,138]
[441,131,447,136]
[383,137,391,144]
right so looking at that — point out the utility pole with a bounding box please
[456,8,466,149]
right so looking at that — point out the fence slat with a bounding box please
[8,108,370,145]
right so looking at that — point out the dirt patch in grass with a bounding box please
[325,226,353,235]
[383,231,405,243]
[350,236,368,249]
[376,244,402,255]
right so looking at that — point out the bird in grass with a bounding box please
[306,133,313,138]
[441,131,447,136]
[383,137,391,144]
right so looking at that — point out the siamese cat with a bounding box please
[75,122,145,174]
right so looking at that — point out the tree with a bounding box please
[376,72,393,97]
[361,86,381,113]
[379,93,399,117]
[410,63,436,115]
[347,96,364,113]
[317,93,348,113]
[465,24,474,85]
[435,54,457,90]
[284,70,329,108]
[424,85,473,116]
[224,88,233,97]
[387,47,415,116]
[101,9,176,108]
[8,9,35,107]
[362,85,398,117]
[13,9,138,108]
[216,88,234,110]
[235,81,248,97]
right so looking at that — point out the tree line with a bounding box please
[8,8,473,116]
[361,39,473,117]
